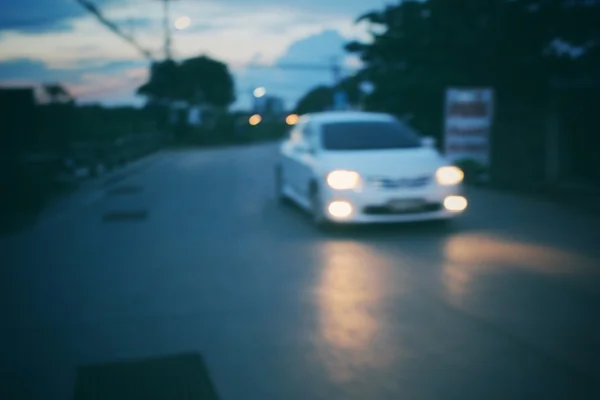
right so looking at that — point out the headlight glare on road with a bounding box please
[328,201,353,218]
[436,166,464,186]
[326,170,360,190]
[444,195,468,212]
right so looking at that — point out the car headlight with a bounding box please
[435,166,464,186]
[326,170,360,190]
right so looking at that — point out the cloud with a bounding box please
[232,29,359,110]
[191,0,390,16]
[69,68,147,105]
[0,15,156,69]
[0,57,147,106]
[0,57,145,80]
[71,59,148,73]
[0,0,374,67]
[0,31,359,109]
[0,18,74,35]
[0,0,382,105]
[0,58,73,81]
[276,29,348,63]
[0,0,121,34]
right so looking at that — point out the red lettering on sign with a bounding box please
[447,127,489,136]
[448,101,488,117]
[446,143,488,152]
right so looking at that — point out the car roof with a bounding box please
[302,111,396,125]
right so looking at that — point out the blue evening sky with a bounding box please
[0,0,391,108]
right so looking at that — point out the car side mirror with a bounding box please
[421,136,436,148]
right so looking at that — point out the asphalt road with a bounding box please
[2,143,600,400]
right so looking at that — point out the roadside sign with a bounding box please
[443,88,494,167]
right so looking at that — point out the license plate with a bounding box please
[388,199,425,211]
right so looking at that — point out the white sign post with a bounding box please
[443,88,494,168]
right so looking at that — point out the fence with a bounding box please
[0,102,170,227]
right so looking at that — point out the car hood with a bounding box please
[318,147,446,177]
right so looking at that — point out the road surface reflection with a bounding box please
[441,233,596,299]
[314,241,406,383]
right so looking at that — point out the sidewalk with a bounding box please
[478,181,600,216]
[0,152,161,236]
[547,182,600,215]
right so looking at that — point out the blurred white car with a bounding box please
[275,111,467,228]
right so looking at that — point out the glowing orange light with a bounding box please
[249,114,262,125]
[286,114,299,125]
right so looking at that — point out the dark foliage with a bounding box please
[137,55,236,107]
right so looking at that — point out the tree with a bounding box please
[136,59,180,102]
[294,77,363,115]
[295,85,334,114]
[43,83,74,105]
[345,0,600,135]
[137,55,236,108]
[178,56,236,107]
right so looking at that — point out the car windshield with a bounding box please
[321,120,422,151]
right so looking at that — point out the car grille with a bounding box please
[368,176,431,189]
[363,203,442,215]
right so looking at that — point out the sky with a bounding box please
[0,0,392,109]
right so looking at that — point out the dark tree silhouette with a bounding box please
[137,55,236,108]
[43,83,74,104]
[342,0,600,135]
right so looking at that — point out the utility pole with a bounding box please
[330,57,347,110]
[331,60,342,86]
[162,0,173,60]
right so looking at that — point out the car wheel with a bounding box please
[275,164,290,205]
[310,185,331,231]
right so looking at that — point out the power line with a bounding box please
[74,0,156,61]
[242,63,356,72]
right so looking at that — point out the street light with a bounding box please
[249,114,262,125]
[174,16,191,30]
[286,114,299,125]
[253,87,266,98]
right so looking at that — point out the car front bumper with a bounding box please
[320,183,466,224]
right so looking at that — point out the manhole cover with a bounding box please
[74,352,220,400]
[102,210,148,222]
[107,185,143,195]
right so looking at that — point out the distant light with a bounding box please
[286,114,299,125]
[249,114,262,125]
[253,87,266,98]
[174,16,191,30]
